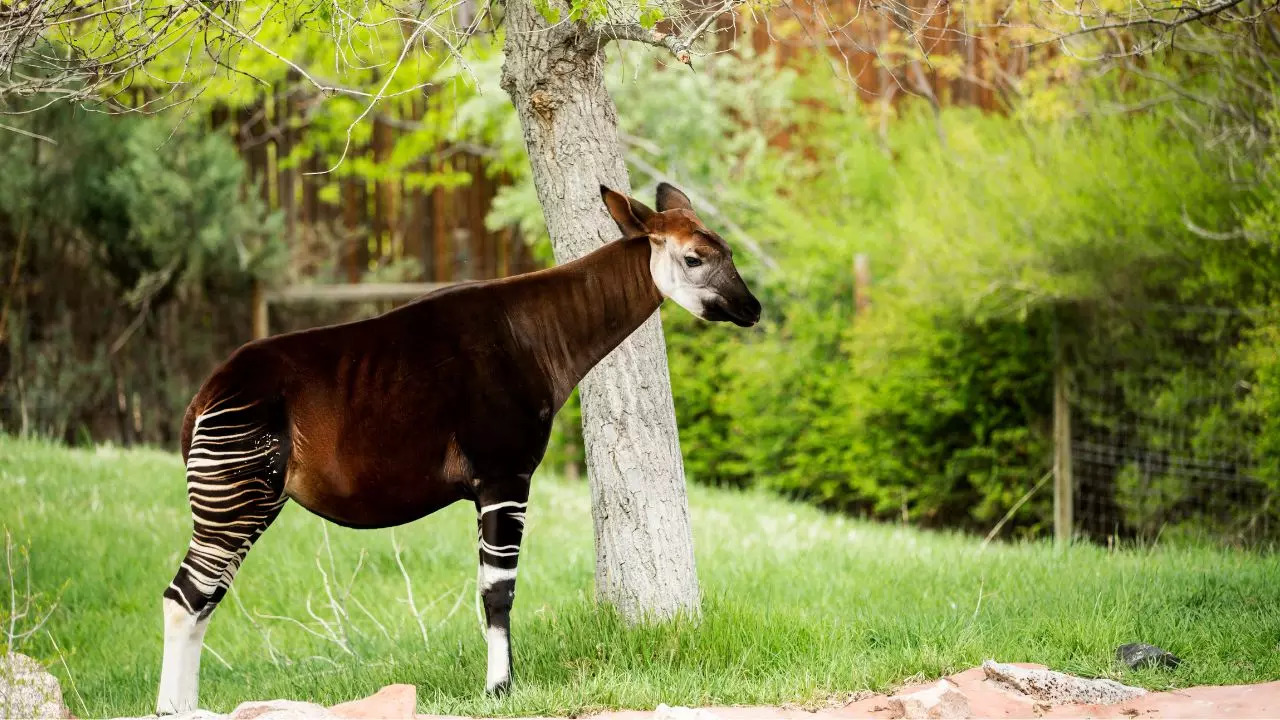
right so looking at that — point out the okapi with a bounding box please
[157,183,762,714]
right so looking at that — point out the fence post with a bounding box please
[853,253,871,317]
[1053,360,1073,548]
[251,281,269,340]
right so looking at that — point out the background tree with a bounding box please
[496,0,759,621]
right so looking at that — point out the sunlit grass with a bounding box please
[2,436,1278,718]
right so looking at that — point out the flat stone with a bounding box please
[1117,643,1181,670]
[111,710,225,720]
[981,659,1146,705]
[228,699,336,720]
[0,652,70,719]
[885,679,971,719]
[652,704,721,720]
[332,684,418,719]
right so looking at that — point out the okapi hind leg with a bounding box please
[476,480,529,695]
[157,398,288,715]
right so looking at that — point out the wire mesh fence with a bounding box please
[1065,305,1277,547]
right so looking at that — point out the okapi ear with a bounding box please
[655,182,693,212]
[600,185,656,238]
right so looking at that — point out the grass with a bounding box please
[1,436,1279,718]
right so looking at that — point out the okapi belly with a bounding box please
[283,465,465,529]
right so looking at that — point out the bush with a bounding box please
[0,103,281,444]
[649,77,1274,539]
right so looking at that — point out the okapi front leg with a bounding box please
[476,484,528,695]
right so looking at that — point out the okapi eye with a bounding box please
[684,256,702,268]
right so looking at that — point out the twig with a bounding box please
[204,642,234,670]
[254,608,356,655]
[620,145,779,271]
[310,18,431,174]
[1182,206,1251,240]
[350,594,393,644]
[3,533,60,651]
[231,588,282,667]
[0,122,55,144]
[303,595,351,653]
[437,582,471,629]
[45,631,86,717]
[191,0,345,100]
[315,525,352,650]
[5,531,16,650]
[1041,0,1251,43]
[391,530,429,650]
[597,0,746,65]
[980,470,1052,550]
[303,654,341,668]
[108,254,181,355]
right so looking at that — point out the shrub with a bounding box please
[0,104,281,444]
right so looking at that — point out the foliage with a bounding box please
[1237,317,1280,519]
[489,46,1280,540]
[0,102,281,443]
[1224,101,1280,536]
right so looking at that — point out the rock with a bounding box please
[227,699,336,720]
[1116,642,1181,670]
[110,709,224,720]
[0,652,70,719]
[331,684,417,719]
[982,659,1146,705]
[885,679,971,719]
[653,704,721,720]
[119,711,224,720]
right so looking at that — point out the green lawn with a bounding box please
[2,436,1279,718]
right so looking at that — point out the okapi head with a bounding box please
[601,183,762,327]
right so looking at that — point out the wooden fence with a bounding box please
[220,94,538,289]
[225,1,1021,303]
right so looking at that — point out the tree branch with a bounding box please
[595,24,691,64]
[619,134,779,272]
[596,0,744,65]
[1011,0,1256,49]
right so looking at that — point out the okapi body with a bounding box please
[157,184,762,714]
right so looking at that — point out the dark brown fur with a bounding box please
[180,236,661,529]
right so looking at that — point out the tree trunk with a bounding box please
[501,4,700,622]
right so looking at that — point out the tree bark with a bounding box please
[501,5,700,622]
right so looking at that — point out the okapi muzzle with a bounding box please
[702,271,762,328]
[156,181,762,715]
[601,183,762,328]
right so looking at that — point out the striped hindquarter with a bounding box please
[158,396,288,715]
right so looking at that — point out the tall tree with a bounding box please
[498,2,712,620]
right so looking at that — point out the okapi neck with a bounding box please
[522,236,663,405]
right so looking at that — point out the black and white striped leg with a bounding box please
[158,398,286,715]
[477,487,527,695]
